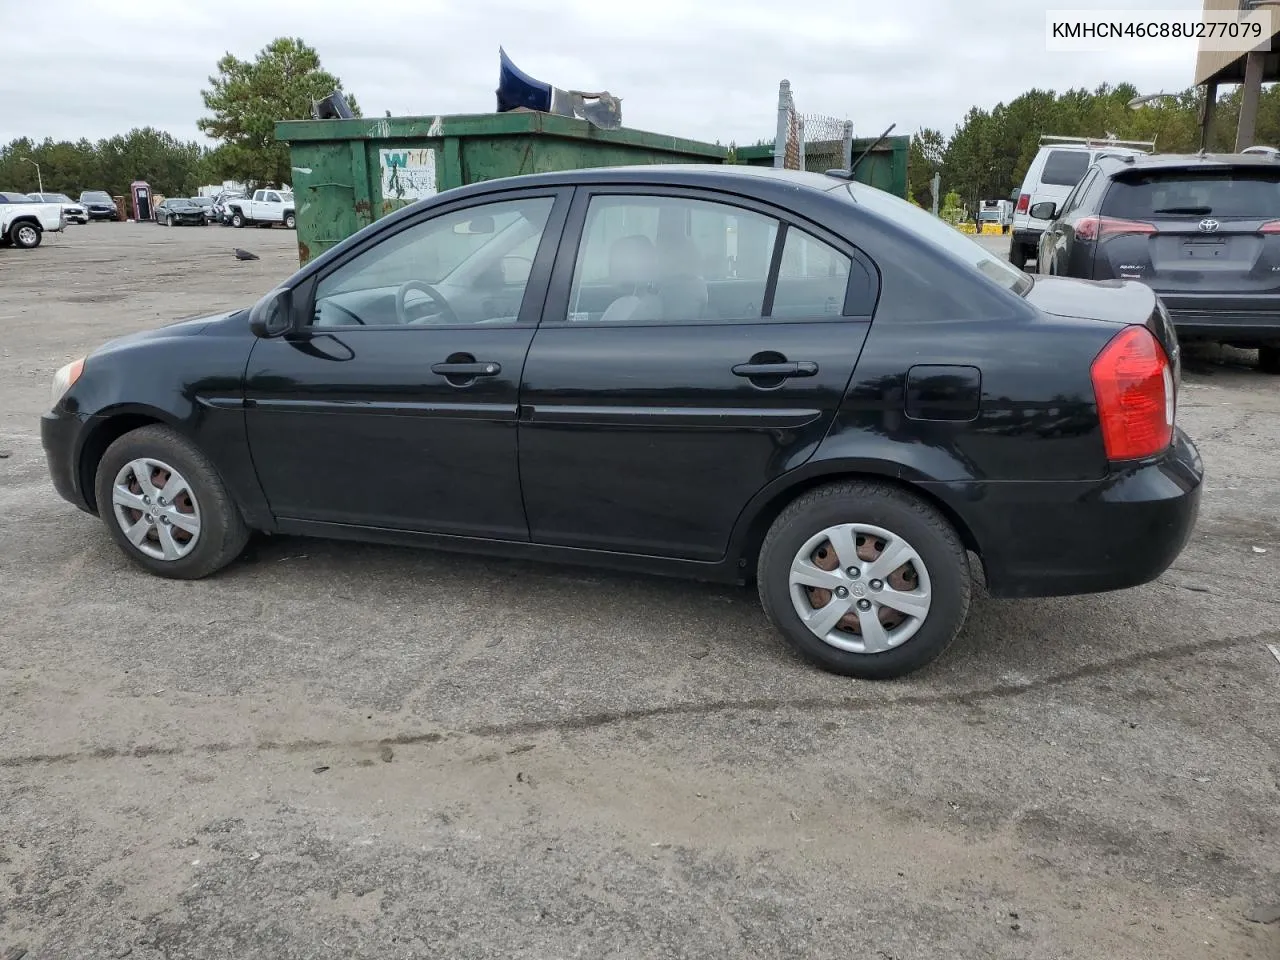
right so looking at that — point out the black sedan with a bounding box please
[155,198,207,226]
[78,190,118,220]
[41,166,1202,679]
[1035,151,1280,372]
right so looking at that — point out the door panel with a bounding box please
[244,190,569,538]
[517,188,874,561]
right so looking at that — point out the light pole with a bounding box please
[20,157,44,195]
[1127,92,1178,109]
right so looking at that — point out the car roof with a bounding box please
[1094,151,1280,175]
[446,164,849,200]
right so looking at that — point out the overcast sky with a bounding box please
[1,0,1213,148]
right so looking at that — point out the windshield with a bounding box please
[1103,169,1280,219]
[841,183,1032,295]
[82,191,111,202]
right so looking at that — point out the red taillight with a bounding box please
[1015,193,1030,214]
[1259,220,1280,233]
[1091,326,1174,461]
[1075,216,1157,242]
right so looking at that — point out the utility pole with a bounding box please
[931,172,941,216]
[21,157,44,195]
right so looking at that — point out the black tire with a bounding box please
[284,212,296,229]
[231,212,244,228]
[757,481,971,680]
[1009,241,1028,270]
[1260,345,1280,374]
[94,424,250,580]
[165,214,173,227]
[10,221,42,249]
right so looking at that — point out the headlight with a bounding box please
[51,358,85,407]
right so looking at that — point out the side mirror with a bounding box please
[1029,201,1058,221]
[249,287,295,338]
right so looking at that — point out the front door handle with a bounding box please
[731,361,818,378]
[430,361,502,377]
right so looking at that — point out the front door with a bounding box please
[517,188,875,561]
[244,190,568,539]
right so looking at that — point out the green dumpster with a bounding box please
[275,112,728,264]
[733,135,910,200]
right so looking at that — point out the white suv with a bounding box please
[1009,136,1154,269]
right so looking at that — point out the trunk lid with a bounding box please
[1092,162,1280,296]
[1025,275,1181,388]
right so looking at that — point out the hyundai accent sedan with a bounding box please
[41,166,1203,679]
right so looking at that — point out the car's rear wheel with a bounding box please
[284,213,296,229]
[94,425,249,580]
[11,222,42,249]
[1259,345,1280,374]
[1009,242,1028,270]
[758,481,971,679]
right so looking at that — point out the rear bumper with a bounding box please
[923,428,1203,599]
[1012,227,1042,249]
[1158,295,1280,342]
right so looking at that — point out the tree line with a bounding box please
[0,38,357,201]
[908,81,1280,213]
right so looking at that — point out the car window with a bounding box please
[1102,169,1280,219]
[772,228,852,318]
[842,183,1032,296]
[312,195,555,328]
[565,194,783,324]
[1040,150,1091,187]
[1060,168,1099,217]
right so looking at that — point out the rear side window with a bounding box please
[1040,150,1091,187]
[1102,170,1280,219]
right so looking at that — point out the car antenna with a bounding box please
[825,123,897,181]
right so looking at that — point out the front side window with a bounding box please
[265,192,281,203]
[313,195,554,328]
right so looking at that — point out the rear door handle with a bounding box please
[430,361,502,377]
[732,361,818,378]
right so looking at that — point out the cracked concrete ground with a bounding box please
[2,224,1278,959]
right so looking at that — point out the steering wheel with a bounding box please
[395,280,460,326]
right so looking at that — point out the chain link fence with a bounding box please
[773,80,853,173]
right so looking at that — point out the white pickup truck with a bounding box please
[225,189,296,229]
[0,200,65,249]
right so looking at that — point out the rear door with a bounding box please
[1026,149,1091,233]
[1090,165,1280,309]
[516,187,876,561]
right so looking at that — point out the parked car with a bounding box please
[187,196,216,223]
[155,197,208,227]
[225,188,295,228]
[1034,151,1280,373]
[0,190,37,203]
[212,192,244,225]
[79,190,119,221]
[1,199,65,248]
[1010,136,1155,269]
[40,166,1201,679]
[27,192,89,224]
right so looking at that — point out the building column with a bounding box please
[1200,80,1218,150]
[1235,51,1266,152]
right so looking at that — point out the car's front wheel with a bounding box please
[94,425,250,580]
[758,481,971,679]
[10,222,42,249]
[231,212,244,228]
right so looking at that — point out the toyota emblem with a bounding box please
[1198,218,1220,233]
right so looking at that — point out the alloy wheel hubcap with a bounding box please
[17,226,37,244]
[788,523,932,654]
[111,457,201,561]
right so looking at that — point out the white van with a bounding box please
[1009,136,1154,269]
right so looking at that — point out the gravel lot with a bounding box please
[2,223,1278,960]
